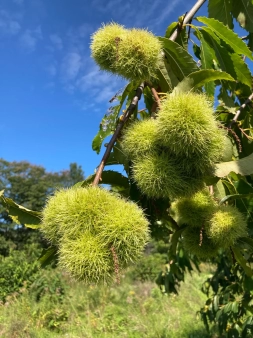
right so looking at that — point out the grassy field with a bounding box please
[0,263,215,338]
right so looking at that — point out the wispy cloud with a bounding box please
[49,34,63,50]
[91,0,185,31]
[76,63,125,106]
[0,10,21,36]
[19,26,43,52]
[61,52,82,81]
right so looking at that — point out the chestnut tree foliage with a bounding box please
[2,0,253,336]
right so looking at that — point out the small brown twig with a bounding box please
[169,0,207,41]
[150,87,161,109]
[239,127,253,140]
[92,83,145,185]
[219,125,242,153]
[199,224,204,246]
[230,246,236,265]
[228,92,253,128]
[111,246,120,284]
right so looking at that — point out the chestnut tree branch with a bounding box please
[169,0,207,41]
[228,92,253,128]
[92,83,145,186]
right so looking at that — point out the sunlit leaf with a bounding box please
[0,194,41,228]
[174,69,235,93]
[208,0,233,28]
[215,153,253,177]
[197,17,253,60]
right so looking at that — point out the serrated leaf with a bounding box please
[232,0,253,33]
[165,22,188,49]
[157,60,173,92]
[158,37,198,81]
[200,27,237,78]
[215,153,253,177]
[38,247,57,268]
[208,0,233,28]
[220,193,253,204]
[174,69,235,93]
[233,247,253,277]
[231,53,252,88]
[165,22,178,39]
[197,16,253,60]
[92,82,136,154]
[194,29,216,96]
[0,194,41,227]
[81,170,129,189]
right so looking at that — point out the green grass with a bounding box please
[0,263,213,338]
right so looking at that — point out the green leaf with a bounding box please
[232,0,253,33]
[194,29,216,96]
[0,194,41,228]
[200,27,237,78]
[169,225,188,259]
[233,247,253,277]
[38,247,57,268]
[81,170,129,189]
[165,22,188,49]
[92,82,136,154]
[215,153,253,177]
[208,0,233,28]
[196,17,253,60]
[92,105,119,154]
[231,53,252,88]
[220,193,253,204]
[158,37,198,81]
[174,69,235,93]
[157,60,173,92]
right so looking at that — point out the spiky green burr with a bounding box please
[156,92,225,175]
[132,152,204,199]
[90,23,127,73]
[58,233,115,283]
[121,119,158,159]
[41,186,150,283]
[171,189,216,227]
[116,28,162,81]
[182,226,219,259]
[207,205,248,248]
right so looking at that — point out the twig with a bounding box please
[111,246,120,284]
[150,87,161,109]
[169,0,207,41]
[219,125,242,153]
[228,92,253,128]
[239,127,253,140]
[92,83,145,185]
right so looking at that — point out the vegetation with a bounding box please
[1,0,253,337]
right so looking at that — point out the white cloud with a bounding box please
[0,10,21,36]
[91,0,186,30]
[19,26,43,52]
[61,52,82,81]
[76,64,125,105]
[49,34,62,50]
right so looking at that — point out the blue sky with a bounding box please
[0,0,206,177]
